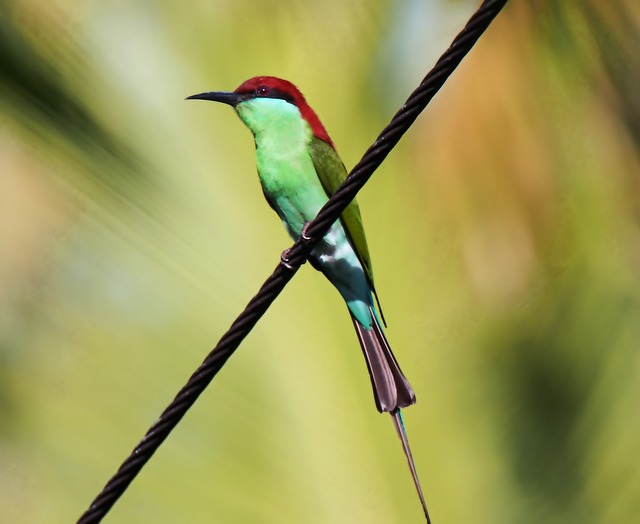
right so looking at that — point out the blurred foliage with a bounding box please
[1,0,639,523]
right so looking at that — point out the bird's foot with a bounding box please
[280,246,307,271]
[280,247,295,270]
[280,223,313,271]
[300,221,313,243]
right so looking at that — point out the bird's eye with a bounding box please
[256,86,270,96]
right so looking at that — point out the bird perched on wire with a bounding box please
[188,76,430,522]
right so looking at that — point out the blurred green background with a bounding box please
[1,0,639,522]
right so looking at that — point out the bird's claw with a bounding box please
[300,221,313,243]
[280,247,295,270]
[280,222,313,271]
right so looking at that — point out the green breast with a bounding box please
[235,97,376,291]
[236,97,329,238]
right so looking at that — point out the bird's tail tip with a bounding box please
[391,409,432,523]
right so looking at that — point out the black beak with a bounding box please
[185,91,244,106]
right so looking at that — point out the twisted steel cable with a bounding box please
[77,1,509,522]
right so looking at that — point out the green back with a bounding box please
[310,137,376,289]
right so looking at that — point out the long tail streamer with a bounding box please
[391,409,431,523]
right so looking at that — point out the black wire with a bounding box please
[77,1,509,522]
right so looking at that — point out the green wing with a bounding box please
[310,137,376,289]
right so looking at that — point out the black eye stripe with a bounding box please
[254,86,295,104]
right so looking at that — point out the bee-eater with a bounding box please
[188,76,429,521]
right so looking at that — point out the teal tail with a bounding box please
[351,306,415,412]
[392,409,431,523]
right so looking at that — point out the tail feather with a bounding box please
[351,307,416,413]
[352,307,430,520]
[392,409,432,523]
[370,312,416,408]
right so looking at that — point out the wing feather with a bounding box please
[310,137,376,290]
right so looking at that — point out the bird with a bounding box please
[187,76,430,521]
